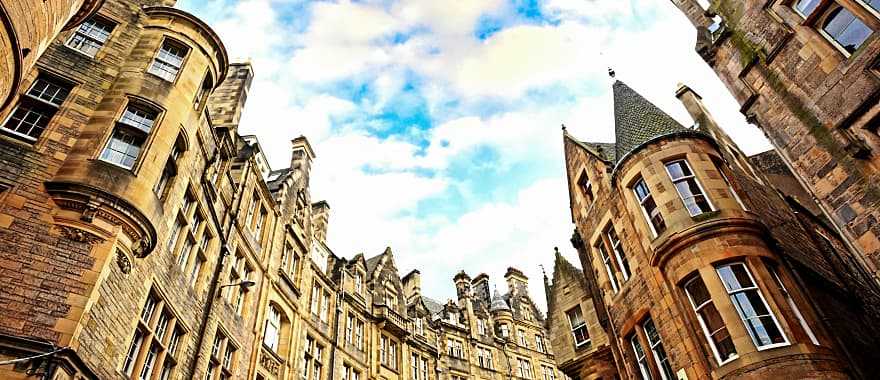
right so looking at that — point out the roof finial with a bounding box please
[540,264,547,278]
[561,124,567,131]
[608,67,616,79]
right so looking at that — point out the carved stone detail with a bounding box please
[56,225,104,244]
[116,251,132,274]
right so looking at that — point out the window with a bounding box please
[381,335,398,369]
[596,242,620,293]
[566,307,590,347]
[253,206,267,241]
[630,334,652,380]
[517,358,534,379]
[643,318,675,380]
[542,365,557,380]
[154,134,186,199]
[415,317,424,335]
[65,17,114,57]
[819,3,873,54]
[577,171,594,204]
[477,347,493,369]
[477,318,487,335]
[606,226,631,281]
[696,0,711,10]
[302,336,322,380]
[227,253,251,315]
[385,288,398,308]
[355,318,364,350]
[100,104,158,169]
[206,330,236,380]
[354,271,363,295]
[342,363,361,380]
[411,354,429,379]
[717,263,788,349]
[794,0,821,17]
[148,39,188,81]
[122,290,183,380]
[311,283,321,315]
[319,291,330,322]
[281,243,300,278]
[518,329,528,347]
[500,324,510,338]
[684,275,737,364]
[2,75,72,141]
[447,339,464,359]
[633,178,666,235]
[768,264,820,345]
[345,313,354,345]
[521,303,532,321]
[263,305,282,352]
[666,160,713,216]
[301,336,314,379]
[535,334,545,353]
[194,72,213,110]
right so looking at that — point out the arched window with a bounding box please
[820,4,873,54]
[263,305,282,352]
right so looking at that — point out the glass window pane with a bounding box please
[795,0,821,16]
[823,6,873,54]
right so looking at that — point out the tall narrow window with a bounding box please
[2,75,72,141]
[684,275,737,364]
[100,104,158,169]
[206,330,236,380]
[122,290,183,379]
[596,242,620,293]
[820,4,873,54]
[666,159,713,216]
[194,72,213,110]
[566,307,590,347]
[630,334,652,380]
[154,135,186,199]
[577,171,594,204]
[263,305,282,352]
[148,40,188,81]
[65,17,114,57]
[768,264,820,345]
[518,358,534,379]
[633,178,666,235]
[717,263,788,349]
[606,226,631,281]
[643,318,674,380]
[535,334,545,352]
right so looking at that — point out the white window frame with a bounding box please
[684,276,738,365]
[716,262,790,350]
[606,226,631,281]
[769,265,820,346]
[263,306,282,352]
[64,17,114,57]
[596,242,620,293]
[630,335,652,380]
[632,178,664,237]
[665,159,715,216]
[566,307,590,347]
[643,318,674,380]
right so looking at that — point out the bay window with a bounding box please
[633,178,666,235]
[684,275,737,364]
[666,159,713,216]
[717,263,788,349]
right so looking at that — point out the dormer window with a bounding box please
[385,288,397,308]
[354,271,364,295]
[415,318,424,335]
[577,170,594,204]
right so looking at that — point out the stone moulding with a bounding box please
[45,181,157,258]
[650,216,766,270]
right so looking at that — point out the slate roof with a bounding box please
[612,80,689,161]
[490,290,510,312]
[421,296,444,316]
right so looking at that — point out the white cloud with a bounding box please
[179,0,773,312]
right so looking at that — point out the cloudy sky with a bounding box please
[178,0,771,311]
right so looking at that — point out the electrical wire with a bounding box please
[0,347,64,366]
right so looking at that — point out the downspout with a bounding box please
[187,156,251,378]
[328,269,346,378]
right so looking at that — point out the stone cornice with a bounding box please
[650,216,766,270]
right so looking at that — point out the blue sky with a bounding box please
[177,0,770,310]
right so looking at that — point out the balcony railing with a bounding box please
[374,304,408,336]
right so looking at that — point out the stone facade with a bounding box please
[551,79,880,380]
[670,0,880,317]
[0,0,565,379]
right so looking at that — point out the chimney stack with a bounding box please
[402,270,421,304]
[311,201,330,245]
[504,267,528,297]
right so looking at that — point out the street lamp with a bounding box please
[216,280,256,297]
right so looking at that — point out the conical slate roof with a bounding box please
[490,290,510,312]
[613,80,689,160]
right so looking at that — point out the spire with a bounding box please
[490,289,510,312]
[612,80,688,161]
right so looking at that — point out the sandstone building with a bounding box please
[551,78,880,380]
[0,0,565,379]
[670,0,880,330]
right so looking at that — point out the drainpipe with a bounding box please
[187,156,251,378]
